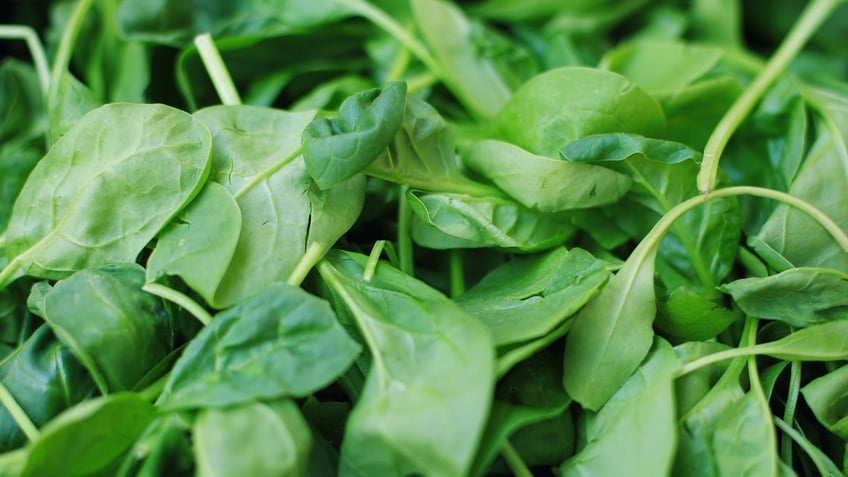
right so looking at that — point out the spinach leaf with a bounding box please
[655,285,741,341]
[801,364,848,439]
[560,338,679,476]
[20,393,155,477]
[193,399,311,477]
[0,326,95,452]
[116,414,193,477]
[721,267,848,327]
[146,182,242,306]
[463,140,632,212]
[37,264,176,393]
[158,283,360,409]
[194,105,365,307]
[495,67,665,158]
[409,190,575,251]
[302,81,407,189]
[318,250,493,477]
[455,247,609,346]
[410,0,511,119]
[2,103,211,287]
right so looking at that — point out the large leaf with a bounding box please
[3,103,211,287]
[0,326,95,452]
[194,105,365,307]
[560,339,679,476]
[318,250,494,477]
[158,283,361,409]
[193,399,312,477]
[302,81,407,189]
[455,247,609,346]
[38,264,177,393]
[495,67,665,158]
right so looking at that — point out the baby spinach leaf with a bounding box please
[801,364,848,439]
[455,247,609,346]
[463,140,632,212]
[721,267,848,327]
[37,263,176,393]
[754,320,848,361]
[410,0,511,119]
[753,84,848,273]
[560,338,679,476]
[302,81,407,189]
[409,190,575,251]
[711,388,779,477]
[116,414,193,477]
[601,39,724,93]
[365,96,499,197]
[0,326,95,452]
[20,393,155,477]
[318,250,494,477]
[495,67,665,158]
[657,75,743,151]
[562,237,658,411]
[146,183,242,306]
[47,73,101,146]
[194,105,365,307]
[158,283,361,410]
[655,285,741,341]
[193,399,311,477]
[2,103,211,288]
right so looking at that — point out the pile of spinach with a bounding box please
[2,0,848,475]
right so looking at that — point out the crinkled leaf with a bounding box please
[561,338,679,476]
[318,250,494,477]
[456,247,609,346]
[464,140,632,212]
[409,190,574,251]
[146,182,242,305]
[303,81,407,189]
[720,267,848,327]
[495,67,665,158]
[193,400,312,477]
[158,283,361,409]
[38,264,176,393]
[3,103,211,286]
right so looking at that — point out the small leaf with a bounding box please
[303,81,407,189]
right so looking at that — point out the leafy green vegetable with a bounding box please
[318,250,493,477]
[158,283,360,409]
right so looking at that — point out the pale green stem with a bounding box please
[287,241,329,287]
[0,25,50,97]
[0,255,24,290]
[405,71,439,94]
[501,441,533,477]
[449,249,465,297]
[781,360,802,466]
[194,33,242,106]
[697,0,845,193]
[346,0,446,81]
[398,186,415,276]
[363,240,387,282]
[142,283,212,326]
[47,0,95,110]
[384,22,413,82]
[774,417,836,470]
[0,232,6,250]
[0,380,38,441]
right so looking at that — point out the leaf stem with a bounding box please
[363,240,386,282]
[0,255,23,290]
[501,441,533,477]
[287,241,330,287]
[449,249,465,297]
[194,33,242,106]
[0,380,38,441]
[47,0,95,110]
[398,186,415,276]
[781,360,802,466]
[697,0,845,193]
[0,25,50,97]
[142,283,212,326]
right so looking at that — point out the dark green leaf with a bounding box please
[302,81,407,189]
[456,247,609,346]
[720,267,848,327]
[116,414,194,477]
[158,283,361,409]
[656,285,741,341]
[318,250,494,477]
[801,364,848,440]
